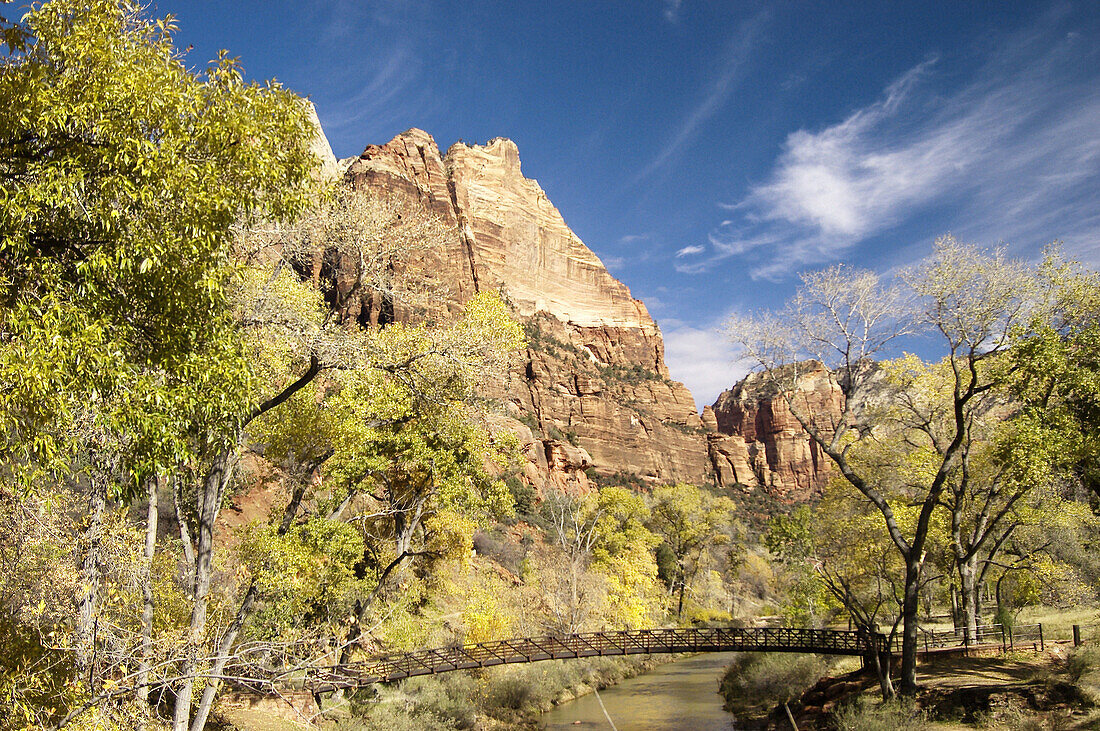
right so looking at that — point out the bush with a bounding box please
[481,673,538,711]
[401,674,478,729]
[477,656,658,720]
[1066,646,1100,706]
[831,698,930,730]
[471,529,526,573]
[720,652,828,716]
[331,705,453,731]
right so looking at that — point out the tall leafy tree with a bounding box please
[728,236,1044,694]
[0,1,318,727]
[648,482,735,619]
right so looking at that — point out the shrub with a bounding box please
[720,652,828,716]
[401,674,478,729]
[1066,646,1100,706]
[332,705,453,731]
[831,698,930,731]
[482,673,538,711]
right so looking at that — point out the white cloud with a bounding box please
[600,255,626,270]
[675,244,705,257]
[697,21,1100,278]
[660,321,751,410]
[662,0,683,23]
[633,11,769,182]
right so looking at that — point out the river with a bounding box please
[538,652,739,730]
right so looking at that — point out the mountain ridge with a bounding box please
[315,120,835,497]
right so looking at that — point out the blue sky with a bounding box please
[161,1,1100,407]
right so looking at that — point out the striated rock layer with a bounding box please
[343,129,711,489]
[707,363,843,500]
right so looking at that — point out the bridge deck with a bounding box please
[309,626,887,691]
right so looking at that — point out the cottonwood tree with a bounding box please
[727,235,1042,694]
[648,482,735,619]
[314,293,525,662]
[0,1,318,727]
[589,486,662,629]
[537,487,605,634]
[173,247,523,726]
[1007,253,1100,499]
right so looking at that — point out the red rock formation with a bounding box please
[708,363,843,499]
[342,129,712,489]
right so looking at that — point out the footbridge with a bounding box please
[308,626,891,691]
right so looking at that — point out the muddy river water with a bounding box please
[538,652,739,730]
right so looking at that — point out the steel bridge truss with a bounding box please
[309,626,889,691]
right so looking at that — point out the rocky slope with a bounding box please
[706,363,842,499]
[341,129,711,490]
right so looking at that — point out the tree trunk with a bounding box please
[869,643,895,700]
[190,583,258,731]
[76,485,106,679]
[898,558,921,695]
[676,574,686,618]
[137,475,159,704]
[174,450,235,731]
[950,585,961,631]
[958,555,980,642]
[174,476,196,569]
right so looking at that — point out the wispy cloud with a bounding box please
[309,1,442,155]
[662,0,683,23]
[601,255,626,270]
[633,11,769,183]
[691,16,1100,279]
[675,245,705,257]
[318,46,441,149]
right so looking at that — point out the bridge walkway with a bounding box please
[308,626,889,691]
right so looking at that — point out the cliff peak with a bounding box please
[342,127,711,486]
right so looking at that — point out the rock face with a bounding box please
[343,129,711,489]
[707,364,843,499]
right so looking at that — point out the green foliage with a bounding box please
[649,482,737,616]
[1065,646,1100,708]
[598,361,663,384]
[240,518,365,633]
[338,705,452,731]
[1006,252,1100,498]
[586,469,649,491]
[503,475,538,523]
[0,0,317,487]
[719,652,828,717]
[655,542,677,587]
[400,674,478,729]
[765,505,814,562]
[322,292,524,522]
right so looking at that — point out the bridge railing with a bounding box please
[917,622,1046,653]
[307,626,886,690]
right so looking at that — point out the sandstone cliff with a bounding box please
[342,129,711,490]
[706,363,843,499]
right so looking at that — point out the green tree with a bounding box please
[0,1,318,728]
[0,0,315,476]
[728,235,1044,694]
[1007,252,1100,498]
[648,483,735,619]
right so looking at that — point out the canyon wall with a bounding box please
[705,363,843,500]
[342,129,711,491]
